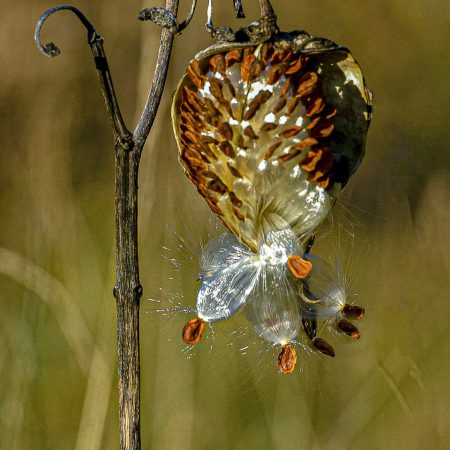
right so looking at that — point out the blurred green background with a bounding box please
[1,1,449,448]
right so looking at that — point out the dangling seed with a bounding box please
[182,317,206,345]
[278,344,297,375]
[302,318,317,340]
[343,304,365,320]
[313,338,335,357]
[287,255,312,279]
[337,319,360,339]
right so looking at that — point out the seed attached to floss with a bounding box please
[287,255,313,279]
[182,317,206,345]
[337,319,360,339]
[313,337,336,357]
[342,304,365,320]
[278,344,297,375]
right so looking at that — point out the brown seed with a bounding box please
[273,98,287,114]
[282,127,302,138]
[207,178,228,194]
[285,57,302,75]
[249,60,264,82]
[278,344,297,375]
[218,122,233,140]
[227,163,243,178]
[182,317,206,345]
[300,149,323,172]
[241,54,257,82]
[305,96,325,117]
[277,150,302,164]
[285,97,299,116]
[233,207,245,221]
[229,191,243,207]
[210,53,226,74]
[317,176,331,189]
[306,116,321,130]
[280,78,292,96]
[296,72,318,96]
[218,141,235,158]
[292,136,318,151]
[244,125,258,140]
[343,304,365,320]
[337,319,360,339]
[225,49,242,68]
[266,63,287,85]
[264,141,282,160]
[313,338,335,357]
[209,78,224,102]
[261,43,274,64]
[222,78,236,98]
[311,121,334,138]
[278,48,293,62]
[260,123,278,132]
[287,255,312,279]
[243,90,272,120]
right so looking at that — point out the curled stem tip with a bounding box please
[35,5,99,57]
[139,0,197,33]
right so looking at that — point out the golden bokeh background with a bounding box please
[1,1,449,448]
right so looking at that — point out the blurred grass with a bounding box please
[1,0,449,449]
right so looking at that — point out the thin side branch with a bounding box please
[133,0,180,147]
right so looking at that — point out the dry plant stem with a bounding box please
[35,2,181,449]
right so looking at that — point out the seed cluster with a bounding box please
[175,43,340,231]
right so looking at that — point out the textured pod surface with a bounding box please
[172,32,371,250]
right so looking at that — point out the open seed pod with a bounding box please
[172,16,372,252]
